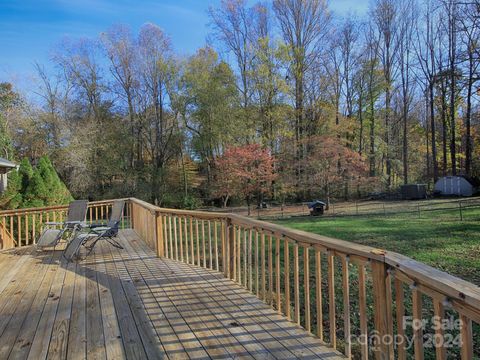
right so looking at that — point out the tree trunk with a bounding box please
[465,51,474,175]
[429,82,438,182]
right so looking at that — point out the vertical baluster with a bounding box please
[208,221,213,269]
[232,225,237,280]
[1,216,6,248]
[168,216,173,259]
[179,217,183,262]
[184,217,189,264]
[163,216,169,258]
[237,227,241,284]
[173,216,178,260]
[315,248,323,340]
[214,221,219,271]
[195,219,200,266]
[53,211,56,223]
[248,229,253,291]
[268,234,273,304]
[261,232,266,301]
[342,256,351,357]
[396,278,406,360]
[222,220,227,275]
[243,229,247,288]
[255,231,259,296]
[412,289,424,360]
[304,246,311,332]
[460,314,473,360]
[9,216,14,247]
[120,204,124,229]
[328,252,336,348]
[190,218,194,264]
[293,242,300,325]
[284,239,290,319]
[276,236,281,313]
[202,220,206,268]
[95,206,98,221]
[359,264,368,359]
[17,214,21,247]
[25,213,29,245]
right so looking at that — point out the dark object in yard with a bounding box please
[256,202,268,209]
[400,184,427,200]
[368,192,387,200]
[308,200,326,216]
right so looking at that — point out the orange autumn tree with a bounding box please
[213,144,276,213]
[300,136,369,204]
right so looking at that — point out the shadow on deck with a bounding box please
[0,229,343,359]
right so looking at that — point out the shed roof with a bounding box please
[0,157,17,169]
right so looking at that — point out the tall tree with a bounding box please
[273,0,330,190]
[397,0,416,184]
[458,1,480,175]
[371,0,399,189]
[101,24,139,169]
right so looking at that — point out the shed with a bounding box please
[0,158,17,193]
[434,176,479,197]
[400,184,427,200]
[308,200,326,216]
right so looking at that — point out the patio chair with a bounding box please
[36,200,88,249]
[63,200,125,261]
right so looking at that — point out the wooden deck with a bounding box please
[0,229,342,359]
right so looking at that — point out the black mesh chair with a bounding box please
[36,200,88,249]
[63,200,125,261]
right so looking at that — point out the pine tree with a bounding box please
[38,156,73,204]
[0,170,22,209]
[23,169,47,208]
[18,158,33,194]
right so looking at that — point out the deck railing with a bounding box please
[0,197,478,359]
[0,199,131,249]
[129,197,480,360]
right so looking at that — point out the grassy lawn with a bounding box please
[276,206,480,285]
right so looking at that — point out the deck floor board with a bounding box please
[0,230,343,360]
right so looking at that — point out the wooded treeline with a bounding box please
[1,0,479,207]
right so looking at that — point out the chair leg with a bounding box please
[106,237,124,249]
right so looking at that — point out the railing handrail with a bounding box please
[0,198,125,216]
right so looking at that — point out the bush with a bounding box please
[0,156,73,209]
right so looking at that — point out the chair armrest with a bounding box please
[89,223,107,228]
[44,221,63,226]
[90,226,110,233]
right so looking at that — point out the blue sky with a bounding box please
[0,0,369,86]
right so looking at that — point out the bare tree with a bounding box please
[371,0,400,189]
[209,0,256,110]
[458,0,480,175]
[414,0,439,182]
[273,0,330,191]
[137,23,178,203]
[397,0,417,183]
[100,24,138,169]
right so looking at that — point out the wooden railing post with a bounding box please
[130,200,135,229]
[226,218,235,280]
[371,260,394,360]
[155,211,164,258]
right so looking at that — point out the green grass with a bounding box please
[276,206,480,285]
